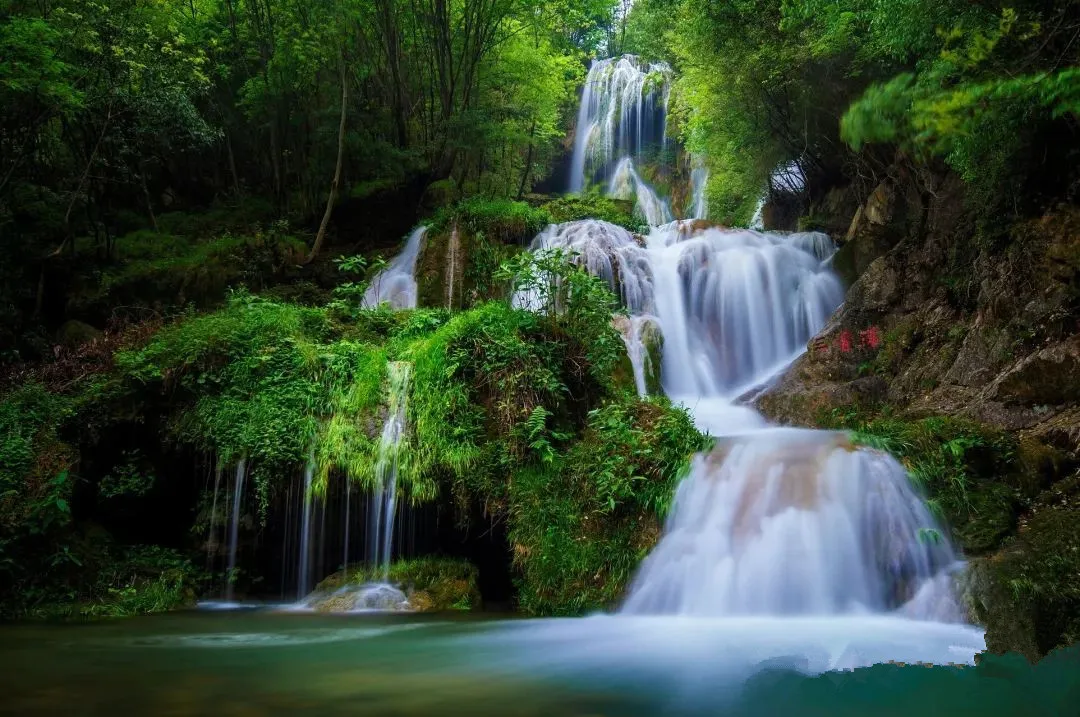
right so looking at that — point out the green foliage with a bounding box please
[841,8,1080,212]
[98,450,155,499]
[0,384,77,582]
[625,0,1078,222]
[497,249,626,391]
[840,413,1019,553]
[509,396,707,614]
[541,195,643,232]
[430,197,553,245]
[23,544,200,620]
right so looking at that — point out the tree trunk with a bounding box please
[306,65,348,264]
[140,163,158,232]
[517,120,536,199]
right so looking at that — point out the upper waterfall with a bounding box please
[568,56,672,193]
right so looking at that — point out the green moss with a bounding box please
[838,413,1021,554]
[415,228,520,310]
[509,397,708,614]
[428,197,552,245]
[972,474,1080,659]
[313,557,481,611]
[73,222,308,314]
[542,195,644,233]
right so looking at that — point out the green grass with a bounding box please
[429,196,552,244]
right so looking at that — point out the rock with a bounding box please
[844,204,864,244]
[864,180,896,225]
[992,335,1080,405]
[55,320,103,349]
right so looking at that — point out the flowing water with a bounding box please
[296,360,413,611]
[521,216,973,640]
[1,610,1071,716]
[363,226,428,309]
[568,56,671,193]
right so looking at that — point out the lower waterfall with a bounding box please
[522,217,977,636]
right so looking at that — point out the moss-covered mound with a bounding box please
[1,249,706,617]
[309,557,481,612]
[540,195,642,233]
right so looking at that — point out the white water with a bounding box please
[609,157,673,226]
[224,458,246,601]
[296,457,316,597]
[515,215,981,660]
[295,362,413,611]
[369,360,411,580]
[524,219,843,407]
[689,164,709,220]
[569,56,672,193]
[362,226,427,309]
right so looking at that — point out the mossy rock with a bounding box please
[415,227,519,309]
[309,557,481,612]
[966,473,1080,660]
[56,320,103,349]
[541,195,640,232]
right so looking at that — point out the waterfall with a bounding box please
[224,457,246,601]
[517,217,973,628]
[622,430,964,620]
[363,226,427,309]
[568,56,673,225]
[609,158,672,226]
[296,456,316,598]
[689,163,708,220]
[369,360,411,580]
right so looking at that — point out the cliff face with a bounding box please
[758,169,1080,660]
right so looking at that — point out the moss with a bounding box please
[429,197,552,245]
[509,397,709,614]
[72,223,308,315]
[415,228,520,310]
[839,413,1022,554]
[541,195,643,233]
[971,474,1080,659]
[313,557,481,611]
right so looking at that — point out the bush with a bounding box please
[509,396,707,614]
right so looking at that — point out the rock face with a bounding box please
[758,173,1080,659]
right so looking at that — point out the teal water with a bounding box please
[0,610,1077,716]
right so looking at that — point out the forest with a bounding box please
[1,0,1079,703]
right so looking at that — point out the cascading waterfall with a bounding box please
[518,217,974,631]
[298,361,413,611]
[363,226,428,309]
[569,56,672,192]
[568,56,678,225]
[609,157,673,226]
[296,456,316,598]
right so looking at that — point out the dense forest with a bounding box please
[1,0,1078,667]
